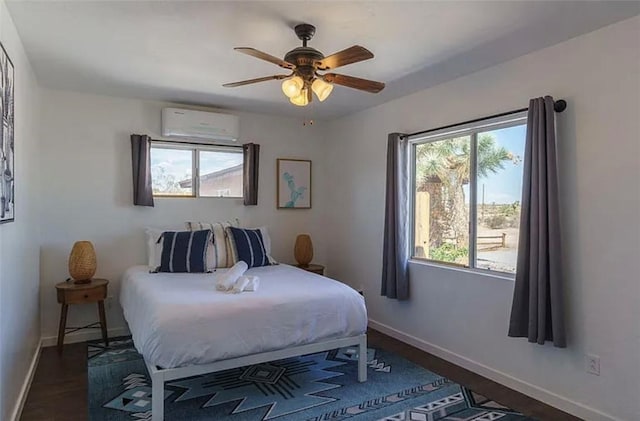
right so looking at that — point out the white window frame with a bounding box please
[150,141,243,199]
[408,112,527,277]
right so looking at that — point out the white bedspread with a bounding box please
[120,264,367,368]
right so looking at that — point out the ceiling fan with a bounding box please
[223,23,385,106]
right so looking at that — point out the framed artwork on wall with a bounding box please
[0,42,14,224]
[277,159,311,209]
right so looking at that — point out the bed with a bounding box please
[120,263,368,420]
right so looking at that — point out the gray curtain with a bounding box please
[508,96,566,347]
[381,133,410,300]
[130,134,154,207]
[242,143,260,206]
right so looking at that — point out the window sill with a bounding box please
[199,196,243,200]
[408,258,515,282]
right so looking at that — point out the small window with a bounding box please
[150,142,243,198]
[411,113,526,275]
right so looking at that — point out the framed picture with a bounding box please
[277,159,311,209]
[0,42,14,224]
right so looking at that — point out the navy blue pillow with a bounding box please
[228,227,270,268]
[158,230,211,273]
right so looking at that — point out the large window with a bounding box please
[411,113,526,275]
[150,142,243,198]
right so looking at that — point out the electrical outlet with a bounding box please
[585,354,600,376]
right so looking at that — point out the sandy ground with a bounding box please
[477,226,519,273]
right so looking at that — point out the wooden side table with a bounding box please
[55,278,109,353]
[296,263,325,275]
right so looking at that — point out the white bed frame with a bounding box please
[144,333,368,420]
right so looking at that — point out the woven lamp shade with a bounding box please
[69,241,97,284]
[294,234,313,267]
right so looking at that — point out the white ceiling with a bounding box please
[6,1,640,120]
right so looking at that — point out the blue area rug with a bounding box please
[88,337,536,420]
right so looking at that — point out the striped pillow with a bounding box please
[185,220,239,269]
[227,227,271,268]
[157,230,211,273]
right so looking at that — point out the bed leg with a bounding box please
[151,370,164,420]
[358,334,367,382]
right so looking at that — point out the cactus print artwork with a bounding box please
[277,159,311,209]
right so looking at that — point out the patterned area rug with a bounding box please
[88,337,536,420]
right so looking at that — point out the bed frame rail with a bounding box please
[145,333,367,420]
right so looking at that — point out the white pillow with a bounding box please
[145,227,166,270]
[185,220,240,269]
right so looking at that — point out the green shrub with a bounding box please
[485,214,507,229]
[429,243,468,263]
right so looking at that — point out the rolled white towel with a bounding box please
[231,276,250,294]
[216,261,248,291]
[243,275,260,292]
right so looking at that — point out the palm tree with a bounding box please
[416,134,516,249]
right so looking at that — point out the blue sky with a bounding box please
[479,124,526,204]
[150,148,192,181]
[200,150,243,175]
[463,124,526,205]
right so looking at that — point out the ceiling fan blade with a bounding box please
[234,47,295,70]
[316,46,374,70]
[223,74,290,88]
[322,73,385,93]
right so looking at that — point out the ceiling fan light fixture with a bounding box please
[224,24,385,104]
[290,88,309,106]
[312,78,333,102]
[281,76,304,98]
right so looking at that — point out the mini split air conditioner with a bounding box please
[161,108,239,144]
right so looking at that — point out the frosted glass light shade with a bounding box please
[281,76,304,98]
[290,88,309,106]
[312,78,333,102]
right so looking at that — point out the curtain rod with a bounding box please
[151,138,243,149]
[403,99,567,139]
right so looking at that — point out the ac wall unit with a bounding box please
[161,108,239,144]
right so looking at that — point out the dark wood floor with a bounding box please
[21,329,581,420]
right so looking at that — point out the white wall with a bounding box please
[38,89,329,343]
[325,16,640,421]
[0,1,42,419]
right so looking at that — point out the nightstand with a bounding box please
[296,263,325,275]
[55,278,109,353]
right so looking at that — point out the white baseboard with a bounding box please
[10,339,42,421]
[41,326,130,348]
[368,319,620,421]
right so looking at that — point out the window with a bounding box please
[150,142,243,198]
[411,113,526,275]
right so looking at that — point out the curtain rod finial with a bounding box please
[554,99,567,113]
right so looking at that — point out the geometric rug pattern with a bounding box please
[88,336,536,421]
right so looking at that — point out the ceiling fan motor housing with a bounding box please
[286,24,324,83]
[284,47,324,81]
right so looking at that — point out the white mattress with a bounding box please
[120,264,367,368]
